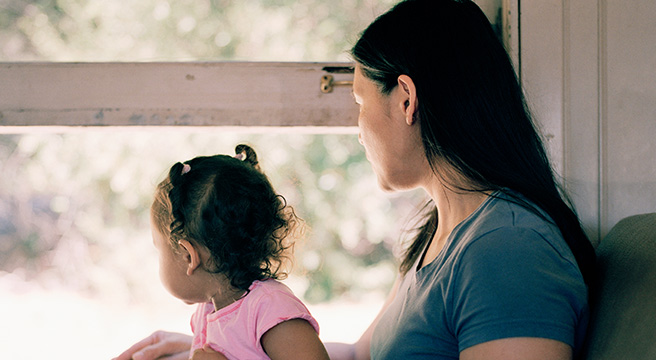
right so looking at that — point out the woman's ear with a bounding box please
[397,74,418,125]
[177,239,202,276]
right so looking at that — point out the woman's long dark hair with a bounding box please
[351,0,595,289]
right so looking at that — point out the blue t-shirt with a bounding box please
[370,191,589,359]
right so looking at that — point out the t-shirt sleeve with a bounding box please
[251,286,320,343]
[449,226,587,352]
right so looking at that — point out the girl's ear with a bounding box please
[397,74,418,126]
[177,239,202,276]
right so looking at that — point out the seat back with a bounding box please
[582,213,656,359]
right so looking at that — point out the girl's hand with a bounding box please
[112,330,192,360]
[190,345,229,360]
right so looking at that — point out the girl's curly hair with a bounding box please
[151,144,302,291]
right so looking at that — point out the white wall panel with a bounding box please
[603,1,656,232]
[520,0,656,243]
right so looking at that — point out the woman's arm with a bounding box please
[460,337,572,360]
[112,331,192,360]
[324,276,402,360]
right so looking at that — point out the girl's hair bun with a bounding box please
[235,144,260,171]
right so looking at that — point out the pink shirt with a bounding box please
[189,279,320,360]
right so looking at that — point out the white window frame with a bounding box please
[0,1,518,133]
[0,62,358,132]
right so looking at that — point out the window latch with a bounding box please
[320,66,354,93]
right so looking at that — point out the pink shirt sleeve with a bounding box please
[250,281,320,342]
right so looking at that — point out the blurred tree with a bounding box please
[0,132,425,304]
[1,0,397,61]
[0,0,427,305]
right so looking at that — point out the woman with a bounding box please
[331,0,595,358]
[115,1,595,359]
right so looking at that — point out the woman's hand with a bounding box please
[112,330,193,360]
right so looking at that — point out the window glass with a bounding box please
[1,1,505,358]
[1,0,397,61]
[0,130,425,358]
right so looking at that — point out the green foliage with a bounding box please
[0,0,423,305]
[0,132,425,303]
[1,0,397,61]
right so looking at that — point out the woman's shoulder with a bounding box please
[453,191,576,265]
[468,190,559,236]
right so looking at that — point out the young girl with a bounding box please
[149,144,329,360]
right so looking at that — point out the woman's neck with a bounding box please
[419,182,489,269]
